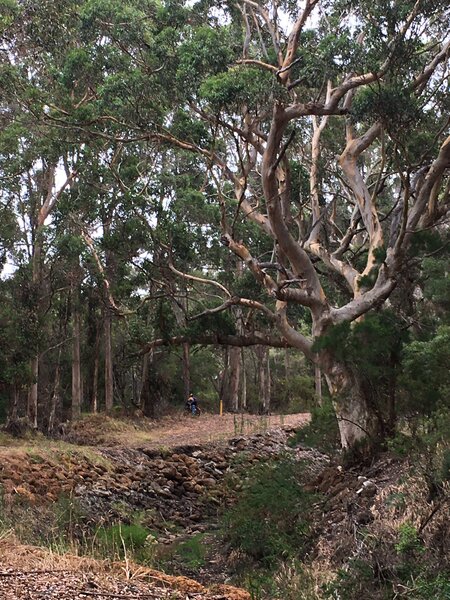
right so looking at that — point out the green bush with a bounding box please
[95,522,156,562]
[395,522,424,555]
[323,559,375,600]
[223,458,316,567]
[288,400,340,454]
[173,533,206,569]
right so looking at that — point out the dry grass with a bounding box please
[0,531,251,599]
[0,412,309,452]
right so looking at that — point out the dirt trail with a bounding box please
[131,412,310,449]
[61,411,311,448]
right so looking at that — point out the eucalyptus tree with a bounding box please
[137,0,448,449]
[65,1,450,446]
[154,0,448,448]
[3,0,449,448]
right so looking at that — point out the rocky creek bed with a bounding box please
[1,419,448,599]
[0,425,327,543]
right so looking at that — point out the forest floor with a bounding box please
[0,412,309,600]
[0,412,448,599]
[0,411,310,450]
[65,410,311,447]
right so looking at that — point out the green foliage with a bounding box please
[352,84,420,130]
[176,26,232,96]
[395,522,424,555]
[0,493,87,552]
[0,0,19,32]
[223,458,316,566]
[171,111,210,146]
[95,522,157,562]
[404,575,450,600]
[199,66,278,112]
[185,311,236,338]
[323,559,375,600]
[172,533,206,569]
[273,374,316,413]
[400,326,450,416]
[314,311,408,437]
[288,400,340,454]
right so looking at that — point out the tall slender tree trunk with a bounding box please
[91,325,100,413]
[28,357,39,429]
[48,349,62,434]
[140,348,159,417]
[71,286,82,420]
[228,347,241,412]
[182,342,191,400]
[315,364,323,406]
[104,310,113,413]
[27,242,41,429]
[240,348,247,411]
[257,346,271,414]
[9,385,19,423]
[221,346,241,412]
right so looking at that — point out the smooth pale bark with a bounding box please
[227,346,241,412]
[325,364,381,450]
[71,287,82,420]
[48,351,61,434]
[9,385,19,424]
[315,365,323,406]
[28,356,39,429]
[240,348,247,411]
[27,167,77,428]
[27,242,41,429]
[220,347,230,410]
[257,346,271,414]
[182,342,191,401]
[91,327,100,413]
[104,311,113,413]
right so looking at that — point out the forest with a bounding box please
[1,0,449,449]
[0,0,449,597]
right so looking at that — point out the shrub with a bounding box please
[94,522,157,563]
[173,533,206,569]
[288,400,340,454]
[395,522,424,555]
[223,458,317,567]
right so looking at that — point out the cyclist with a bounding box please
[186,393,200,415]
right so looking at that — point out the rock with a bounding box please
[356,479,377,497]
[161,465,179,480]
[355,510,374,525]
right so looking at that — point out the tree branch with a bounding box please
[139,332,292,355]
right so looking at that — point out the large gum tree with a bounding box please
[143,0,450,449]
[3,0,449,447]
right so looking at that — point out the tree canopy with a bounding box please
[1,0,449,449]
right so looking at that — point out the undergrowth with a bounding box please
[0,491,159,565]
[288,400,340,454]
[222,457,318,568]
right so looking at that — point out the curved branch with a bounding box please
[139,332,292,355]
[262,104,325,307]
[236,58,278,73]
[330,267,397,324]
[189,296,276,322]
[278,0,320,86]
[168,263,232,298]
[339,122,384,280]
[81,229,131,317]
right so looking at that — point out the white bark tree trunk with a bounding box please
[104,311,113,413]
[326,365,379,450]
[71,290,82,420]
